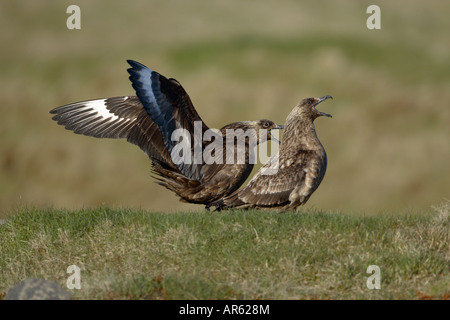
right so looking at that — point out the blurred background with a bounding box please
[1,0,449,217]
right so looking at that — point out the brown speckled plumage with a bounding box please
[212,95,332,211]
[50,60,282,209]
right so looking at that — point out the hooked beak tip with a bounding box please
[319,95,333,102]
[315,95,333,118]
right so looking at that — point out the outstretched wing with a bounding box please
[127,60,210,181]
[50,96,174,167]
[50,96,140,139]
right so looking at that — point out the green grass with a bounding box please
[1,202,449,299]
[1,1,450,216]
[0,1,449,299]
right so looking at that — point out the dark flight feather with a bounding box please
[50,60,283,208]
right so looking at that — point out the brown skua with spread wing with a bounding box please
[50,60,282,209]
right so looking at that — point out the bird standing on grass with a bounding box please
[212,95,332,211]
[50,60,283,209]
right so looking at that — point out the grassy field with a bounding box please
[0,1,449,216]
[0,1,449,300]
[1,202,449,299]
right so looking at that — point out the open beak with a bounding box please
[314,95,333,118]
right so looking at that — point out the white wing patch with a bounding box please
[51,97,136,138]
[84,99,121,121]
